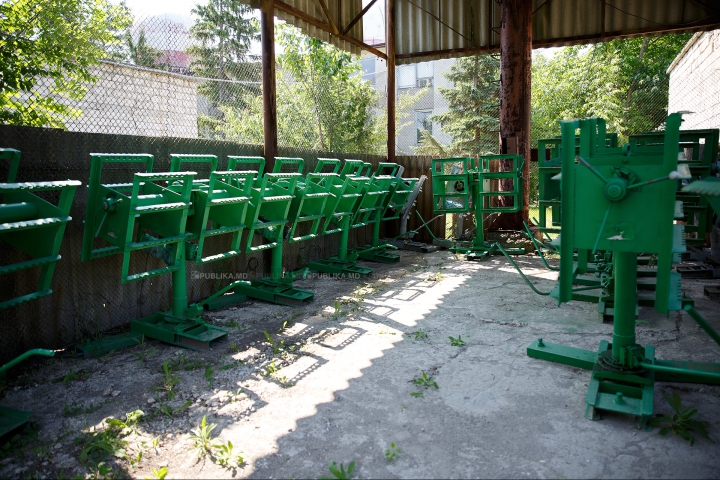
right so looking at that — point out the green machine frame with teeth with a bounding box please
[223,156,322,306]
[0,148,80,436]
[80,153,256,352]
[357,162,420,263]
[527,113,720,429]
[431,155,525,260]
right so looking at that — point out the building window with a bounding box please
[360,58,375,82]
[398,64,416,89]
[416,109,432,143]
[416,62,433,87]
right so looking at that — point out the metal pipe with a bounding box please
[0,349,55,376]
[612,251,638,361]
[639,361,720,382]
[683,305,720,348]
[271,241,284,281]
[172,243,188,317]
[0,202,37,223]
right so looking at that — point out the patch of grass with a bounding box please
[218,359,243,371]
[263,331,286,356]
[413,371,439,390]
[410,392,424,398]
[53,368,91,384]
[648,392,713,446]
[321,461,355,480]
[158,399,191,418]
[205,366,215,388]
[411,330,429,340]
[153,361,180,400]
[188,416,245,469]
[449,335,466,347]
[169,352,207,371]
[385,442,401,461]
[214,440,245,469]
[74,411,144,464]
[131,335,157,366]
[63,399,111,417]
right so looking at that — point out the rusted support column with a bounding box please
[498,0,531,230]
[386,0,396,163]
[261,0,277,172]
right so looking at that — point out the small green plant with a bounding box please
[106,409,144,435]
[205,365,215,388]
[158,399,191,418]
[321,461,355,480]
[54,368,91,384]
[75,423,129,464]
[449,335,466,347]
[647,392,713,446]
[169,352,206,371]
[263,361,279,377]
[218,359,243,371]
[410,392,424,398]
[263,330,286,355]
[277,375,294,388]
[214,440,245,469]
[189,415,217,458]
[412,330,429,340]
[230,388,245,402]
[145,466,168,480]
[131,335,157,366]
[332,300,342,320]
[413,371,439,390]
[153,361,180,400]
[385,442,401,461]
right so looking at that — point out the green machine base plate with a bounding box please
[232,280,314,306]
[76,331,145,357]
[131,313,228,351]
[0,406,34,440]
[357,246,400,263]
[307,257,373,277]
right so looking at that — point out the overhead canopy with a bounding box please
[250,0,720,63]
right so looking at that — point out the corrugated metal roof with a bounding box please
[243,1,720,63]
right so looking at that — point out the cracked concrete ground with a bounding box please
[1,250,719,478]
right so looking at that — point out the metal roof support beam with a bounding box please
[261,0,277,172]
[315,0,339,35]
[387,0,396,164]
[498,0,531,229]
[342,0,376,36]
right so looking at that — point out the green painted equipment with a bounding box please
[0,148,78,437]
[431,154,525,260]
[224,156,319,306]
[527,113,720,429]
[0,148,81,308]
[80,153,256,352]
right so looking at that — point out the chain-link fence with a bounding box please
[1,0,718,360]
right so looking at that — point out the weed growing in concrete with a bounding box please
[131,336,157,366]
[413,372,439,390]
[189,415,217,458]
[54,368,91,384]
[205,366,215,388]
[153,361,180,400]
[75,410,144,464]
[277,375,294,388]
[263,331,286,355]
[169,352,206,371]
[145,466,168,479]
[410,392,424,398]
[188,416,245,469]
[333,300,342,320]
[648,392,713,446]
[321,461,355,480]
[449,335,466,346]
[412,330,429,340]
[214,440,245,469]
[62,399,111,417]
[158,400,191,418]
[385,442,401,461]
[263,362,279,377]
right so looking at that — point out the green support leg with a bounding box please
[357,220,400,263]
[308,216,372,277]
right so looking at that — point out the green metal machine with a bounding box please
[527,113,720,429]
[431,154,525,259]
[0,148,79,437]
[80,153,256,352]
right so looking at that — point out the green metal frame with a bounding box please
[527,113,720,429]
[431,154,525,260]
[0,148,81,309]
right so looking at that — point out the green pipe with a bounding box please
[271,241,283,281]
[531,216,558,251]
[0,349,55,375]
[172,243,188,317]
[612,251,638,361]
[416,211,442,241]
[523,221,559,271]
[494,243,551,296]
[0,202,38,223]
[338,216,350,261]
[371,219,380,248]
[639,361,720,382]
[683,305,720,347]
[472,178,485,246]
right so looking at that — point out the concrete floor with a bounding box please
[2,250,719,478]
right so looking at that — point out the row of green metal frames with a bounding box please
[524,113,720,430]
[430,154,525,259]
[0,148,80,436]
[77,153,419,354]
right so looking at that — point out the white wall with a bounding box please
[668,30,720,131]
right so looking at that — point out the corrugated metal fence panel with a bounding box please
[0,125,385,362]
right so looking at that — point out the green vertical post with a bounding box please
[271,242,283,281]
[370,218,381,248]
[172,244,188,317]
[558,120,579,303]
[472,173,485,247]
[338,216,350,261]
[612,251,638,361]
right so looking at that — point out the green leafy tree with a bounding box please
[187,0,260,113]
[0,0,133,127]
[218,24,388,154]
[416,54,500,156]
[126,29,167,69]
[531,34,691,144]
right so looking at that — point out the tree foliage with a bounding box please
[531,34,692,144]
[416,54,500,156]
[125,29,166,69]
[0,0,133,127]
[187,0,260,110]
[218,24,389,154]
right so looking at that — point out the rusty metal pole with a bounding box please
[386,0,396,163]
[498,0,531,230]
[260,0,277,172]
